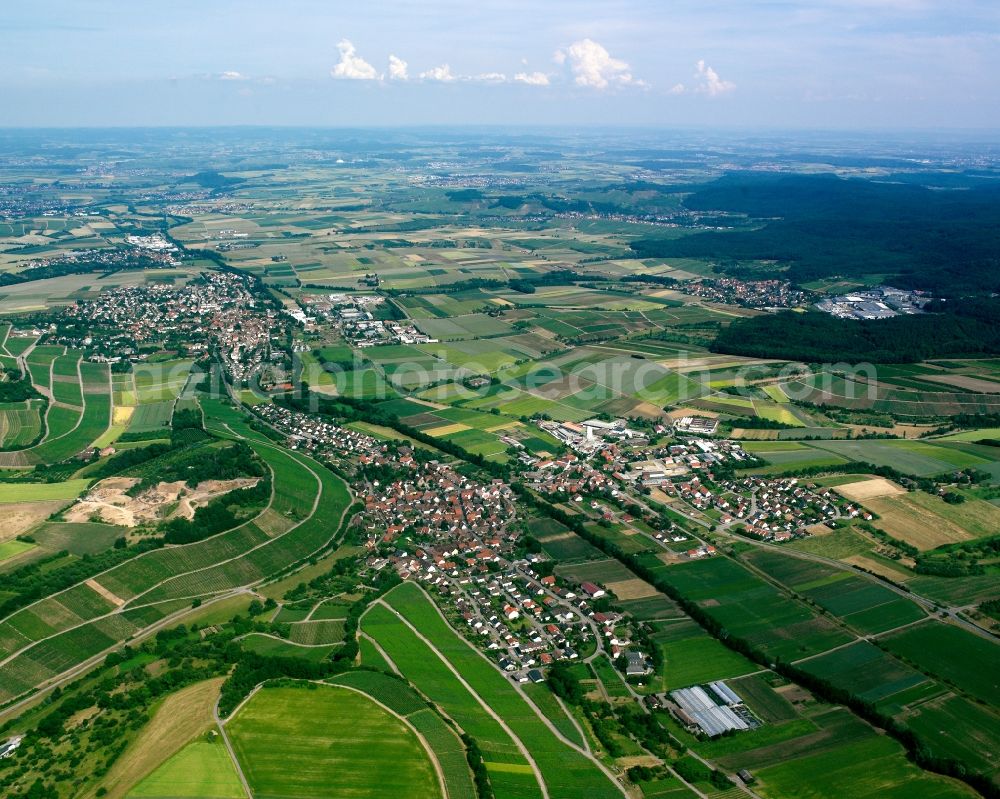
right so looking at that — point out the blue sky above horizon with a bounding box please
[3,0,999,129]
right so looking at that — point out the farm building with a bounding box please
[669,685,761,737]
[580,581,606,599]
[0,736,22,759]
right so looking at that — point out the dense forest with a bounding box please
[0,367,42,402]
[631,173,1000,297]
[710,298,1000,362]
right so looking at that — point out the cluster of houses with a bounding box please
[361,461,517,551]
[353,457,658,682]
[522,452,622,501]
[165,200,256,217]
[712,476,867,541]
[21,239,180,275]
[57,272,286,382]
[252,402,388,465]
[681,277,811,310]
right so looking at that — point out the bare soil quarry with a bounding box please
[65,476,259,527]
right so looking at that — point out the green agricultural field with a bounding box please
[879,623,1000,707]
[743,550,926,634]
[787,527,875,560]
[239,633,339,662]
[555,557,638,585]
[902,693,1000,781]
[127,738,245,799]
[537,530,605,562]
[0,478,91,502]
[228,683,441,799]
[521,681,586,749]
[635,553,853,661]
[362,602,543,799]
[0,539,36,563]
[592,654,631,698]
[328,670,478,799]
[132,359,195,403]
[752,733,976,799]
[26,385,111,464]
[805,439,992,476]
[0,400,44,448]
[743,445,850,474]
[378,583,623,799]
[0,418,351,703]
[127,400,175,433]
[650,619,758,690]
[798,642,931,705]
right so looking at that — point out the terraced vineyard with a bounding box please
[0,405,352,706]
[0,346,113,467]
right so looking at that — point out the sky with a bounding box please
[2,0,999,129]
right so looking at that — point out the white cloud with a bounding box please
[218,71,247,81]
[694,60,735,96]
[556,39,641,90]
[331,39,380,81]
[388,54,408,81]
[419,64,456,82]
[668,82,686,95]
[471,72,507,83]
[514,71,550,86]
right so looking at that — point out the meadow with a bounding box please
[328,670,478,799]
[228,683,441,799]
[127,738,244,799]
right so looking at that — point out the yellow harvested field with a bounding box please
[666,406,719,420]
[538,531,576,543]
[424,423,469,436]
[485,421,518,433]
[113,406,135,425]
[631,401,669,420]
[731,428,780,440]
[85,578,125,607]
[605,578,659,600]
[0,500,69,541]
[843,554,913,581]
[835,477,907,502]
[862,494,985,550]
[88,677,225,799]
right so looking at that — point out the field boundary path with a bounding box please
[331,682,450,799]
[0,413,354,714]
[214,686,255,799]
[372,596,553,799]
[407,582,630,798]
